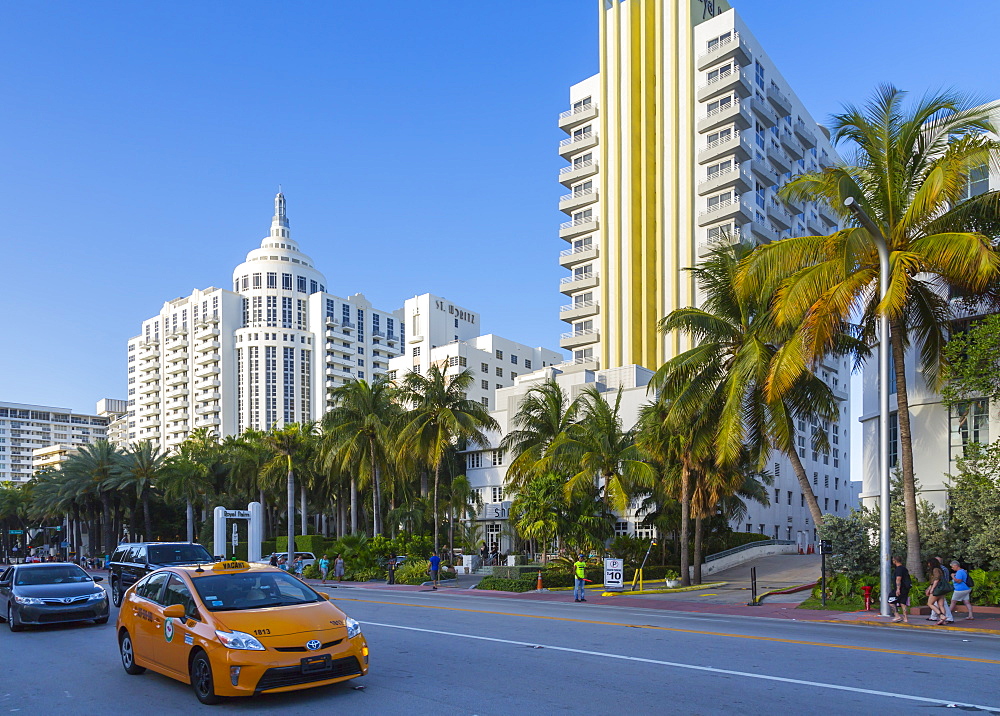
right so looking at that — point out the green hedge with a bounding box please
[276,535,330,555]
[814,569,1000,606]
[712,532,771,551]
[475,576,537,592]
[492,565,543,580]
[538,564,679,588]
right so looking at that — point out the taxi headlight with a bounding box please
[345,617,362,639]
[215,630,266,651]
[13,595,44,605]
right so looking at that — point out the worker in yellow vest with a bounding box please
[574,554,588,602]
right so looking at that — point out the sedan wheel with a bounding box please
[111,580,123,607]
[190,651,221,705]
[119,630,146,675]
[7,604,23,632]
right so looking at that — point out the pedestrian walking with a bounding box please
[268,552,278,567]
[949,560,974,621]
[925,558,952,626]
[889,555,910,623]
[573,554,587,602]
[428,551,441,590]
[334,554,345,582]
[292,555,303,576]
[278,555,288,571]
[930,556,955,623]
[319,554,330,583]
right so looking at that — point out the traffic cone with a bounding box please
[536,570,543,590]
[798,545,804,555]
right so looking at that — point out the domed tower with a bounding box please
[231,193,328,432]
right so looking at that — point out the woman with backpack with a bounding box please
[925,558,952,626]
[949,560,974,621]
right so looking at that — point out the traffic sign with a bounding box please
[604,558,624,589]
[8,530,23,534]
[60,541,69,548]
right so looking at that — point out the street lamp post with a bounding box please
[844,196,891,617]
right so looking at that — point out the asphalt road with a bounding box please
[3,582,999,715]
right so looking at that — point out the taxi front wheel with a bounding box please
[119,630,146,675]
[190,651,222,705]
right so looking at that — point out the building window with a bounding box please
[495,367,503,377]
[495,350,503,360]
[491,486,504,502]
[959,163,990,201]
[787,491,792,505]
[951,399,989,461]
[706,31,731,51]
[413,347,421,357]
[267,272,277,289]
[481,380,489,390]
[481,397,489,408]
[297,276,307,293]
[467,452,482,470]
[524,359,532,370]
[510,355,518,365]
[481,362,489,373]
[491,450,504,466]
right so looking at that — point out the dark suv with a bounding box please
[107,542,214,607]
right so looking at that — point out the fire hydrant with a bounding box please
[861,585,873,611]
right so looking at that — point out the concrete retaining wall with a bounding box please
[692,542,801,578]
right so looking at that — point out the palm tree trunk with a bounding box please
[185,499,194,543]
[101,497,112,556]
[679,464,691,587]
[300,484,307,535]
[693,515,703,585]
[889,318,923,580]
[286,464,295,565]
[142,491,153,543]
[433,461,442,553]
[350,477,358,534]
[787,446,823,532]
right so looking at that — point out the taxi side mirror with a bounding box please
[163,604,186,619]
[317,591,330,600]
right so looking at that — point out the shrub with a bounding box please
[394,559,431,585]
[301,563,321,580]
[350,567,386,582]
[475,576,536,592]
[492,566,540,580]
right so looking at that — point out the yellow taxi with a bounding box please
[115,560,369,704]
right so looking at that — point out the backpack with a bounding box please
[966,572,975,590]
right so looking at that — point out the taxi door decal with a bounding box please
[164,616,175,642]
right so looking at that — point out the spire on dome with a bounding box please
[272,190,289,229]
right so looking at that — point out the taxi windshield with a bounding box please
[148,544,213,565]
[16,565,92,585]
[192,571,323,611]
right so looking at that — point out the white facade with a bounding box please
[0,401,113,483]
[465,362,855,550]
[859,104,999,511]
[557,4,841,370]
[387,294,562,411]
[126,194,405,450]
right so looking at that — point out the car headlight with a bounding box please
[345,616,362,639]
[215,630,266,651]
[87,592,107,601]
[13,595,45,605]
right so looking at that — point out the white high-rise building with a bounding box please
[127,193,405,450]
[387,294,562,411]
[557,1,842,370]
[0,401,115,483]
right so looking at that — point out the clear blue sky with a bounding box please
[2,0,998,416]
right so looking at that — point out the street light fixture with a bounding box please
[844,196,891,618]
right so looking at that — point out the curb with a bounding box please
[808,618,1000,636]
[750,582,816,605]
[601,581,728,597]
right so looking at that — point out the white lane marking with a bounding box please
[363,621,1000,712]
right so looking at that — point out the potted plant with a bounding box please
[664,569,681,588]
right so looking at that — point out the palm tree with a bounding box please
[653,244,845,531]
[114,442,168,541]
[61,440,125,554]
[261,423,315,564]
[739,86,1000,577]
[398,364,499,552]
[551,386,655,514]
[499,379,580,493]
[444,474,481,561]
[509,473,563,563]
[320,376,402,537]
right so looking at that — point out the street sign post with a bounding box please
[9,530,23,535]
[604,558,624,590]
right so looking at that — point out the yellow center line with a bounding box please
[331,595,1000,665]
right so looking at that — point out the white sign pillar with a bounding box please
[213,503,264,562]
[213,505,227,559]
[248,502,263,563]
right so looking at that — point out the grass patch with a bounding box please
[797,595,871,612]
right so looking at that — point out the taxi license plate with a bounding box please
[301,654,333,674]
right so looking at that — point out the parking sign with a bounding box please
[604,558,624,589]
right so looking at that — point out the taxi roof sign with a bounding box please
[213,560,252,573]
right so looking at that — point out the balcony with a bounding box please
[698,163,753,196]
[168,402,189,412]
[195,416,221,427]
[196,391,222,402]
[195,325,220,338]
[196,405,219,415]
[559,243,598,268]
[196,340,221,352]
[195,365,220,377]
[749,220,778,244]
[139,382,160,395]
[558,130,598,157]
[166,350,187,364]
[386,334,398,345]
[558,158,599,187]
[327,353,353,368]
[143,418,161,428]
[697,99,751,134]
[558,101,599,131]
[767,200,793,230]
[696,68,752,103]
[793,120,817,148]
[697,31,752,71]
[139,372,160,384]
[750,159,778,188]
[341,320,356,331]
[767,84,792,115]
[559,271,599,295]
[559,300,600,321]
[697,195,753,228]
[326,379,337,389]
[767,143,791,173]
[818,203,838,228]
[165,387,189,398]
[559,215,598,240]
[195,351,220,365]
[138,395,159,408]
[779,130,804,159]
[560,328,600,350]
[166,373,187,386]
[807,216,825,235]
[698,130,751,165]
[559,188,598,214]
[166,361,187,375]
[698,227,743,257]
[138,347,159,359]
[197,378,221,389]
[749,96,777,127]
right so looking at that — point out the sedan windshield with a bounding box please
[192,571,323,611]
[16,566,92,586]
[148,544,213,565]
